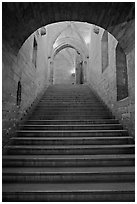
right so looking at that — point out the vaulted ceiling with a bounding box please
[52,22,89,59]
[2,2,135,52]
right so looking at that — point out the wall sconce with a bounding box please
[36,30,39,37]
[40,27,46,36]
[93,26,100,34]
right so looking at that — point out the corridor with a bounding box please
[2,2,135,202]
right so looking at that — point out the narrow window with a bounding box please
[116,43,128,101]
[17,81,21,106]
[32,37,37,68]
[101,30,109,72]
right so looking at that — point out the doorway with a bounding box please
[52,47,84,85]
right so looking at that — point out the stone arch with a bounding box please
[3,2,134,53]
[52,42,87,60]
[52,37,88,57]
[50,42,87,84]
[50,21,88,57]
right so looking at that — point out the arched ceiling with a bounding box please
[52,37,88,59]
[2,2,135,52]
[52,22,89,53]
[54,47,77,67]
[51,43,84,62]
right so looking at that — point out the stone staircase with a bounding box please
[2,84,135,201]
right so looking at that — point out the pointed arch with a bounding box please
[101,30,109,72]
[116,43,128,101]
[50,22,89,57]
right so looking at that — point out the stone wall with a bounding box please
[2,3,134,51]
[87,20,135,138]
[2,31,49,146]
[2,19,135,146]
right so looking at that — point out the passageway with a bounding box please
[2,2,135,202]
[53,47,84,85]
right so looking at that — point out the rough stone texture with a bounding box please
[2,2,134,52]
[87,20,135,138]
[2,3,135,143]
[2,31,49,146]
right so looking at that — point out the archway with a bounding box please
[50,42,87,85]
[2,3,135,148]
[53,47,78,85]
[3,2,134,54]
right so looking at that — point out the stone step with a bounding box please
[2,182,135,202]
[42,96,97,98]
[10,136,133,145]
[29,114,115,120]
[37,103,105,106]
[39,99,101,102]
[3,154,135,167]
[16,129,128,137]
[39,97,101,99]
[3,166,135,183]
[32,110,111,114]
[2,84,135,202]
[29,114,114,120]
[19,124,123,130]
[38,102,103,105]
[5,144,135,155]
[25,119,120,125]
[31,112,112,116]
[37,100,103,102]
[29,115,114,120]
[34,109,109,113]
[35,105,106,108]
[36,105,107,108]
[34,109,110,113]
[31,114,113,118]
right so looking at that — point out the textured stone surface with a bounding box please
[2,2,134,52]
[2,3,135,144]
[2,84,135,202]
[2,32,49,146]
[87,21,135,137]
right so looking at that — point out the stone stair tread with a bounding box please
[3,166,135,174]
[17,129,126,132]
[5,144,135,149]
[20,124,121,127]
[27,119,118,121]
[3,182,135,192]
[11,136,132,140]
[3,84,135,201]
[25,119,119,124]
[3,154,135,160]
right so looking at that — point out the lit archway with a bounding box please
[50,42,87,85]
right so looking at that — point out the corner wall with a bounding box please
[2,31,49,146]
[87,21,135,137]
